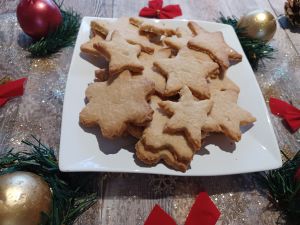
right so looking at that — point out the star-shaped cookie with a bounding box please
[80,70,155,138]
[93,31,144,76]
[91,18,156,54]
[207,76,240,93]
[163,25,215,66]
[203,90,256,141]
[163,26,193,50]
[139,48,171,95]
[159,86,212,150]
[154,47,219,98]
[141,95,195,165]
[136,140,188,172]
[187,21,242,71]
[130,17,176,37]
[80,35,104,56]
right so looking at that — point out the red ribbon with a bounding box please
[139,0,182,19]
[144,205,176,225]
[269,97,300,132]
[144,192,220,225]
[185,192,221,225]
[0,78,27,107]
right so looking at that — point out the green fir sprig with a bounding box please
[0,136,97,225]
[218,14,275,70]
[27,2,80,57]
[260,151,300,222]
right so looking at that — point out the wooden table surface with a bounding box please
[0,0,299,224]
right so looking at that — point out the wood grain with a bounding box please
[1,0,299,224]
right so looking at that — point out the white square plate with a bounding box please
[59,17,282,176]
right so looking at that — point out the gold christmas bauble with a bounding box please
[0,171,52,225]
[237,9,277,42]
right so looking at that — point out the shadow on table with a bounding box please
[17,33,32,50]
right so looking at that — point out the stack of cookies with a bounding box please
[79,17,256,172]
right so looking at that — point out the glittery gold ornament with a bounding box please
[0,171,52,225]
[237,10,277,42]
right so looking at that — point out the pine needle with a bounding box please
[260,151,300,222]
[27,9,81,57]
[0,136,97,225]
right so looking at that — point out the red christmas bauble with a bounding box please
[17,0,63,40]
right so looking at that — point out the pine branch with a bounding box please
[0,136,97,225]
[27,9,81,57]
[260,151,300,222]
[217,14,275,70]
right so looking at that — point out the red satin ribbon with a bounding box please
[144,205,176,225]
[269,97,300,132]
[185,192,221,225]
[144,192,220,225]
[0,78,27,107]
[139,0,182,19]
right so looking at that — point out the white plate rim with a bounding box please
[58,17,282,176]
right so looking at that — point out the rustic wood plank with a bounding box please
[0,0,113,16]
[98,1,300,225]
[267,0,300,54]
[0,0,18,14]
[0,2,113,225]
[221,0,300,154]
[1,1,299,224]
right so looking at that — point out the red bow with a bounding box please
[269,97,300,132]
[139,0,182,19]
[144,192,220,225]
[0,78,27,107]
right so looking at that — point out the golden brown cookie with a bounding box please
[207,76,240,93]
[135,140,188,172]
[91,20,110,37]
[203,90,256,141]
[159,86,212,150]
[139,48,171,95]
[127,124,145,139]
[130,17,176,37]
[93,31,144,76]
[154,47,219,98]
[91,18,156,54]
[94,68,108,81]
[163,36,214,64]
[141,95,195,164]
[187,21,242,71]
[80,35,104,56]
[163,26,193,50]
[80,70,155,138]
[163,25,214,64]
